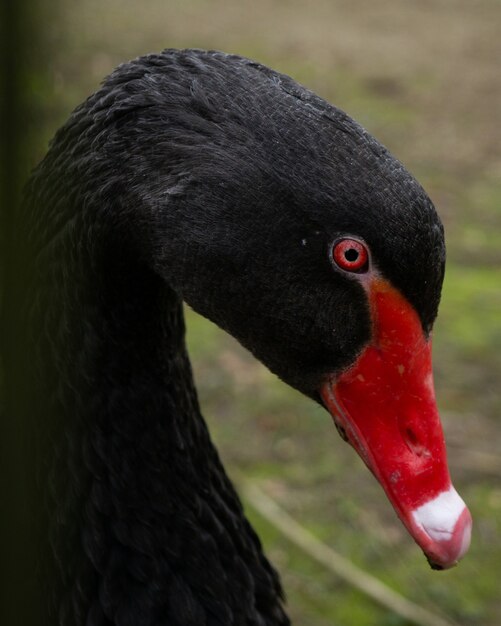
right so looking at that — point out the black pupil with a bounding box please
[344,248,359,262]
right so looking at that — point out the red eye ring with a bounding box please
[332,239,369,273]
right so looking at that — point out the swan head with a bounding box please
[103,50,470,568]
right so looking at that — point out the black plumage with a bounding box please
[12,49,445,625]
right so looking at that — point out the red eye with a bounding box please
[332,239,369,273]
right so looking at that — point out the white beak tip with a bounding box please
[412,486,472,569]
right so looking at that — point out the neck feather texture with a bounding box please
[9,126,289,626]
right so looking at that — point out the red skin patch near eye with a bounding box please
[321,278,471,568]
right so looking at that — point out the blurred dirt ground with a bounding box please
[30,1,501,624]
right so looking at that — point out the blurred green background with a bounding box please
[19,0,501,624]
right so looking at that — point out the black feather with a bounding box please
[13,49,445,625]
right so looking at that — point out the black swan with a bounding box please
[7,49,472,625]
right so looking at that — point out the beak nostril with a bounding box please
[404,427,430,457]
[405,427,419,446]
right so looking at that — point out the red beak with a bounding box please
[320,278,472,569]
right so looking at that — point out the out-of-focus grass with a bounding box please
[435,266,501,421]
[440,267,500,353]
[25,0,501,623]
